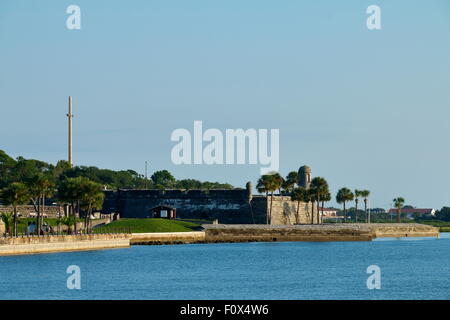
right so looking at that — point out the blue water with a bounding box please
[0,234,449,300]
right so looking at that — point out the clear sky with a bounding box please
[1,0,449,209]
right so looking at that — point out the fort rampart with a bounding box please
[102,187,314,225]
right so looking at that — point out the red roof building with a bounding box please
[388,208,435,218]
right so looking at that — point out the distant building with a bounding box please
[388,208,435,219]
[369,208,385,214]
[319,207,338,218]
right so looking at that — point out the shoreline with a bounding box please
[0,223,440,255]
[0,234,131,256]
[131,223,439,245]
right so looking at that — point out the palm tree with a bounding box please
[291,187,309,224]
[308,188,317,224]
[336,188,354,223]
[321,191,331,221]
[393,197,405,223]
[282,171,298,194]
[257,175,272,224]
[272,173,284,195]
[360,190,370,223]
[256,173,282,224]
[270,173,283,223]
[1,182,30,236]
[80,180,105,233]
[354,189,362,223]
[310,177,329,224]
[256,177,269,196]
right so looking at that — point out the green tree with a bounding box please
[1,182,30,236]
[336,188,354,223]
[151,170,176,189]
[0,150,17,188]
[1,212,13,235]
[175,179,202,190]
[11,157,50,183]
[436,207,450,221]
[51,160,72,182]
[393,197,405,223]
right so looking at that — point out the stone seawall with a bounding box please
[0,234,131,256]
[369,223,440,238]
[202,223,439,243]
[130,223,439,245]
[131,232,206,245]
[203,224,375,242]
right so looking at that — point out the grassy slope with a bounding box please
[325,219,450,232]
[93,218,202,233]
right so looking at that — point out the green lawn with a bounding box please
[93,218,202,233]
[416,220,450,232]
[417,220,450,227]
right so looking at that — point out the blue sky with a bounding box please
[1,0,450,209]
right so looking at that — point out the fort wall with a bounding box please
[0,205,60,217]
[102,189,319,225]
[103,188,265,224]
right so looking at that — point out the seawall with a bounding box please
[0,234,131,256]
[131,232,206,245]
[369,223,440,238]
[203,224,375,242]
[203,223,439,242]
[131,223,439,245]
[0,224,439,254]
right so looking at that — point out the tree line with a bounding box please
[0,150,234,191]
[0,150,234,236]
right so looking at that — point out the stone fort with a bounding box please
[102,166,315,225]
